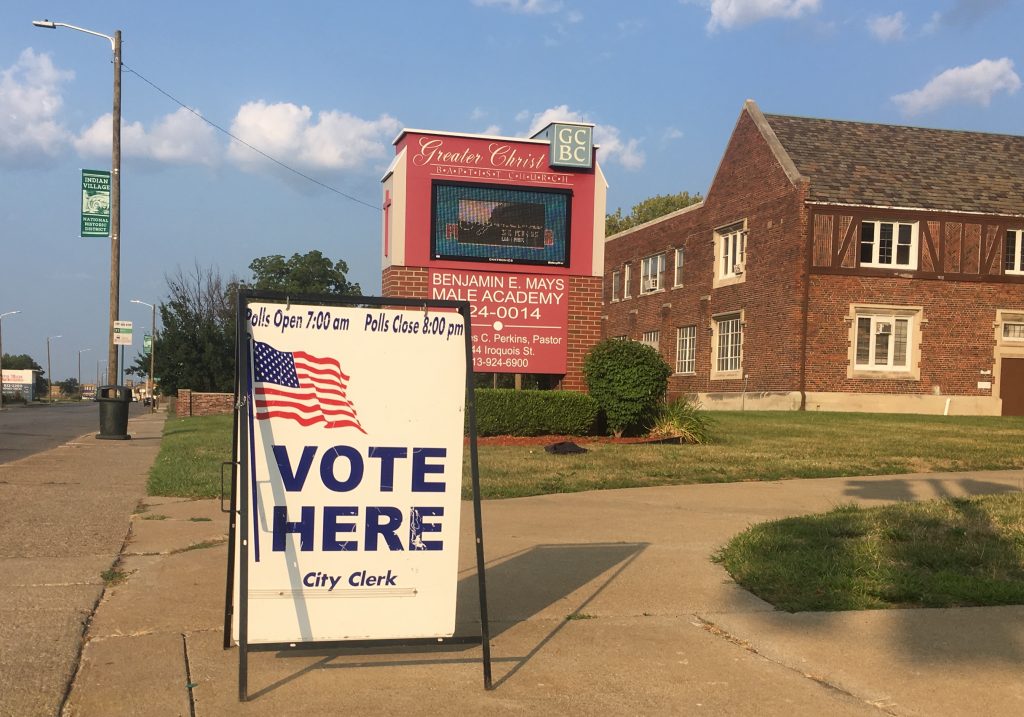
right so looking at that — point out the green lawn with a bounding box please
[148,410,1024,500]
[469,411,1024,498]
[148,413,234,498]
[714,493,1024,611]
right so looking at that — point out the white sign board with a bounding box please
[233,302,468,644]
[113,320,133,346]
[1,369,35,385]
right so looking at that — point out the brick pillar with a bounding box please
[177,388,192,417]
[383,266,429,298]
[560,275,602,391]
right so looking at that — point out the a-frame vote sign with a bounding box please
[225,291,492,701]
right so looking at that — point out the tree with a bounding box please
[57,377,80,397]
[247,250,361,297]
[1,353,47,397]
[153,263,237,395]
[605,191,703,236]
[152,252,360,396]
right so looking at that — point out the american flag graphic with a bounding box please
[252,341,366,433]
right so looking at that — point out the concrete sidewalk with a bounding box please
[58,457,1024,715]
[0,410,165,717]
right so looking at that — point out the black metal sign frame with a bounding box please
[223,289,492,701]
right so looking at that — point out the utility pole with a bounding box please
[109,29,122,386]
[47,335,61,403]
[33,21,122,387]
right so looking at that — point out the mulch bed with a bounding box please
[470,434,672,447]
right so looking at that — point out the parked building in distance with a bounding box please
[603,100,1024,416]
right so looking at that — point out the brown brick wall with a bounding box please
[806,276,1021,395]
[176,389,233,417]
[604,109,807,398]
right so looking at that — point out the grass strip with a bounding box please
[148,411,1024,500]
[714,493,1024,611]
[148,413,233,498]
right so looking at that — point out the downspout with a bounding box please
[799,182,812,410]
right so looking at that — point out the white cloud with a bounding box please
[892,57,1021,116]
[471,0,563,13]
[481,124,503,135]
[522,104,645,170]
[74,108,220,165]
[0,49,73,166]
[922,11,942,35]
[923,0,1008,33]
[663,127,684,141]
[227,101,400,172]
[867,12,906,42]
[703,0,820,31]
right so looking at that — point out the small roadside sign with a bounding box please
[143,334,152,353]
[81,169,111,238]
[113,320,133,346]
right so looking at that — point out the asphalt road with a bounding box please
[0,402,149,464]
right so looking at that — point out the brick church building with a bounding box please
[603,100,1024,415]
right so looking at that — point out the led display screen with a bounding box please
[431,182,571,267]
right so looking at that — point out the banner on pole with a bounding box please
[81,169,111,238]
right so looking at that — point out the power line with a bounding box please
[121,63,380,211]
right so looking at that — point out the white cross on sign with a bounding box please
[113,320,133,346]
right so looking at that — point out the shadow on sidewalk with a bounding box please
[843,476,1021,502]
[247,541,646,698]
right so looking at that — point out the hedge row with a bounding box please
[472,389,600,436]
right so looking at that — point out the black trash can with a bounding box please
[96,385,132,440]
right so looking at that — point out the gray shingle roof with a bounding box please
[764,113,1024,217]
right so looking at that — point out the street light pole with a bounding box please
[131,299,157,413]
[78,348,92,397]
[33,20,121,387]
[0,310,22,409]
[47,335,62,404]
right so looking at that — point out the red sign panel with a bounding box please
[429,268,568,373]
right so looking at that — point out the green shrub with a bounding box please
[472,389,600,436]
[583,339,671,437]
[650,397,716,444]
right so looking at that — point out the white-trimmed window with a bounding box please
[715,314,742,373]
[623,263,632,298]
[675,325,696,374]
[641,253,666,293]
[641,331,660,350]
[1005,230,1024,274]
[855,315,911,371]
[860,221,918,269]
[611,271,622,301]
[674,248,685,286]
[1004,322,1024,340]
[717,224,747,279]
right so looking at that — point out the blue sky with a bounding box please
[1,0,1020,381]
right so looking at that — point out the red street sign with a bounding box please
[429,268,568,373]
